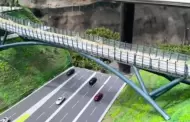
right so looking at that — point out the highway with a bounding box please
[25,68,96,122]
[46,73,110,122]
[0,66,74,120]
[0,67,125,122]
[50,76,125,122]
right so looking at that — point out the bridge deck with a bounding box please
[115,0,190,7]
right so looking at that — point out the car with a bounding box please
[0,117,10,122]
[56,96,66,105]
[94,93,103,102]
[66,69,75,76]
[89,77,97,86]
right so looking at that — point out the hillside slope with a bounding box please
[0,8,71,112]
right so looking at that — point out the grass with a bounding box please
[103,70,190,122]
[4,7,41,23]
[0,7,71,112]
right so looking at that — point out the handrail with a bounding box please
[0,12,189,78]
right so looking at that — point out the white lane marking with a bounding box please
[70,82,77,89]
[9,113,16,119]
[72,100,79,109]
[49,102,55,109]
[59,113,68,122]
[72,76,111,122]
[0,66,74,116]
[78,75,84,80]
[13,72,78,122]
[90,107,97,116]
[36,112,45,120]
[82,90,89,98]
[45,72,97,122]
[98,83,126,122]
[108,86,112,92]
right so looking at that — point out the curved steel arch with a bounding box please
[0,41,170,120]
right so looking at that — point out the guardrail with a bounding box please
[0,13,189,78]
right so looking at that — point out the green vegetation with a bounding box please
[159,44,190,55]
[5,7,41,23]
[0,8,71,112]
[103,70,190,122]
[86,27,120,40]
[69,27,119,70]
[103,44,190,122]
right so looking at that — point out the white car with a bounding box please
[0,117,10,122]
[56,96,66,105]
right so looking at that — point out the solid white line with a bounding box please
[90,107,97,116]
[72,76,111,122]
[59,113,68,122]
[45,72,97,122]
[97,83,126,122]
[72,100,79,109]
[0,66,74,116]
[13,72,78,122]
[36,112,45,120]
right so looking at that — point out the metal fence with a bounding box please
[0,12,189,78]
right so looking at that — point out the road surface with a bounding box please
[0,67,125,122]
[0,66,74,120]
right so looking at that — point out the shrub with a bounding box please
[86,27,120,40]
[159,44,190,55]
[70,27,120,71]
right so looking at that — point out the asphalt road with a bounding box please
[26,68,95,122]
[48,73,109,122]
[0,66,74,120]
[74,76,124,122]
[0,67,125,122]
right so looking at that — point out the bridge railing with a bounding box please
[0,12,189,78]
[2,12,190,63]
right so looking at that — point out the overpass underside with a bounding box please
[0,4,190,120]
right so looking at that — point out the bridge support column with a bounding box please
[132,66,149,94]
[149,77,185,99]
[0,31,8,45]
[119,2,135,73]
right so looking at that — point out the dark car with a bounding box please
[89,77,97,86]
[66,69,75,76]
[94,93,103,102]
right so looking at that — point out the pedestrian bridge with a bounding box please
[0,4,190,120]
[114,0,190,7]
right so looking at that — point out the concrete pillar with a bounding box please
[119,2,135,73]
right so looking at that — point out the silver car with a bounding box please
[0,117,10,122]
[56,96,66,105]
